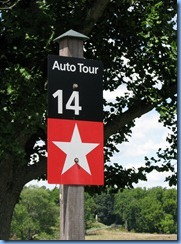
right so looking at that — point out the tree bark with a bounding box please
[0,155,24,240]
[81,0,110,35]
[0,185,23,240]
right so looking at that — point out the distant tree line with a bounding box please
[10,186,177,240]
[87,187,177,234]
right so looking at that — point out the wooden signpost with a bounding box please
[47,30,104,240]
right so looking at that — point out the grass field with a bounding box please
[85,226,177,241]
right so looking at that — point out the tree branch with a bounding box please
[104,99,154,140]
[104,83,177,140]
[0,0,20,10]
[80,0,110,35]
[20,157,47,186]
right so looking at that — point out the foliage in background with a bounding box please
[94,191,117,225]
[114,187,177,234]
[84,192,96,229]
[10,186,59,240]
[10,186,177,240]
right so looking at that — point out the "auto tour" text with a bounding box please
[52,61,99,74]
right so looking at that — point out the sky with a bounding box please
[103,86,176,189]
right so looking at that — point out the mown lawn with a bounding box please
[85,228,177,240]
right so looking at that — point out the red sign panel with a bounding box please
[47,119,104,185]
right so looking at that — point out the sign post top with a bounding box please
[54,29,89,43]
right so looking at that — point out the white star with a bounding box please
[52,124,99,175]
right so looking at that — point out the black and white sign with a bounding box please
[48,55,103,122]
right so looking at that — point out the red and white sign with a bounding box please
[47,55,104,185]
[47,118,104,185]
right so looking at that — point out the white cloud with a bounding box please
[114,111,169,159]
[133,170,176,189]
[109,110,175,188]
[103,84,132,103]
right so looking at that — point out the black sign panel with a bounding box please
[48,55,103,122]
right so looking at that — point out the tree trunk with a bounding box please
[0,187,22,240]
[0,177,24,240]
[0,155,24,240]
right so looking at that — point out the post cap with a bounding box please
[54,29,89,42]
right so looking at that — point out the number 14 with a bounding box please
[52,90,82,115]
